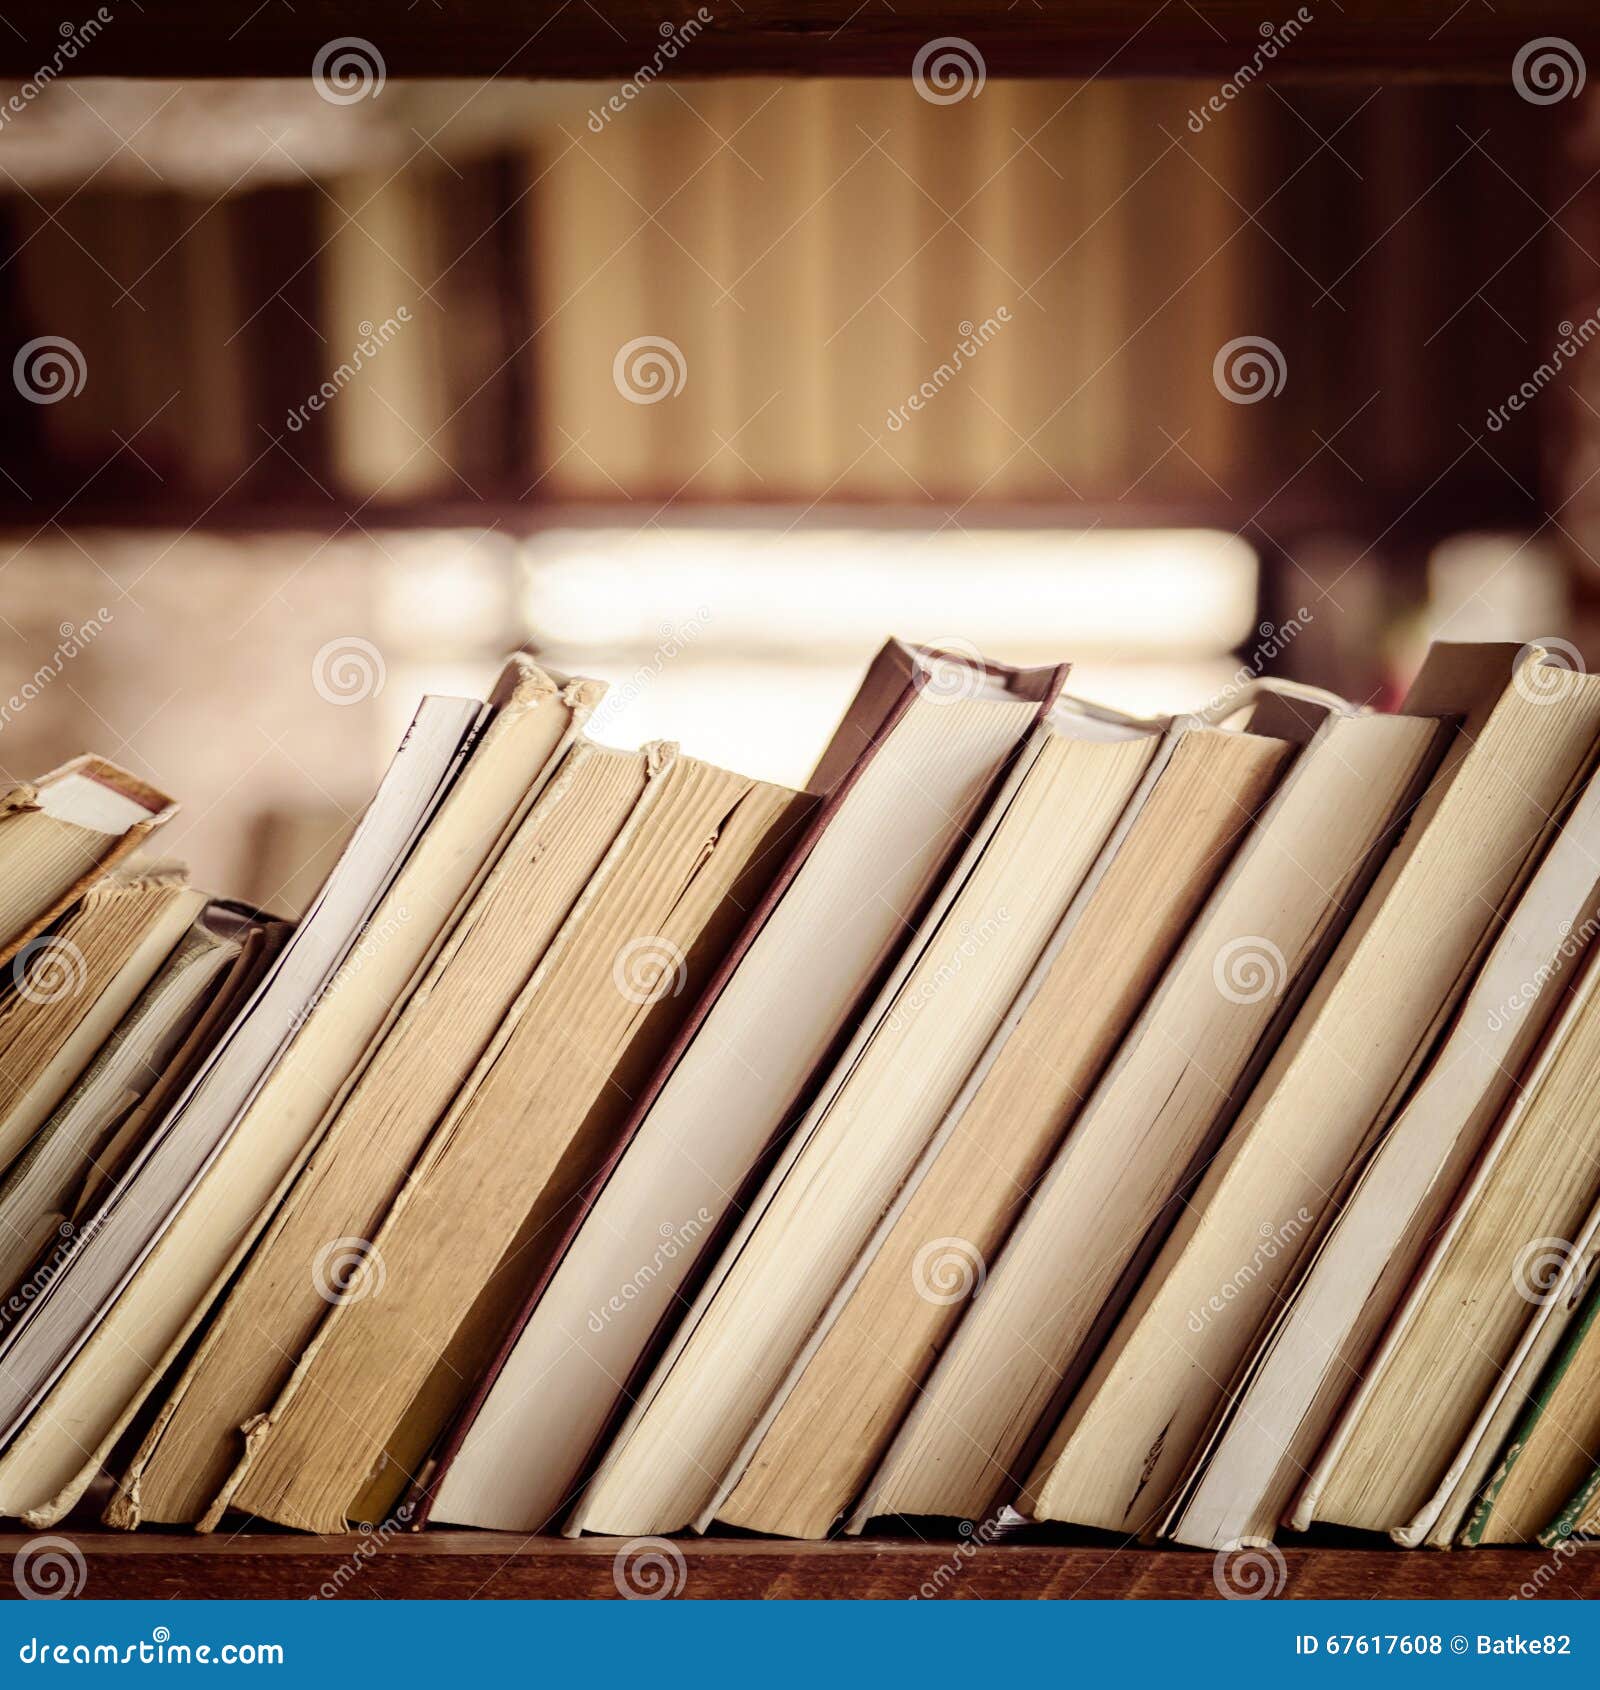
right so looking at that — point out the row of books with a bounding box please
[1,639,1599,1550]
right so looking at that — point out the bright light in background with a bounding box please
[372,529,521,761]
[373,531,515,647]
[518,522,1259,786]
[521,524,1258,655]
[1425,532,1568,644]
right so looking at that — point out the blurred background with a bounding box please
[0,65,1591,906]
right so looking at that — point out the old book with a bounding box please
[1410,1200,1600,1548]
[714,699,1298,1540]
[849,696,1448,1528]
[0,872,205,1173]
[1299,952,1600,1543]
[72,919,285,1225]
[113,738,652,1528]
[422,642,1061,1534]
[1540,1319,1600,1544]
[1173,718,1600,1550]
[1027,643,1600,1538]
[0,659,588,1526]
[210,748,813,1533]
[1412,1205,1600,1550]
[0,901,269,1300]
[1546,1469,1600,1546]
[0,758,176,968]
[1463,1273,1600,1545]
[572,699,1164,1536]
[0,692,483,1499]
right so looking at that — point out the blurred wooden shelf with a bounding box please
[3,0,1588,78]
[2,1532,1594,1600]
[0,485,1540,545]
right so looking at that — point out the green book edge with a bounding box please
[1458,1267,1600,1546]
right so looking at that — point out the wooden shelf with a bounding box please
[5,1533,1595,1600]
[0,486,1537,541]
[0,0,1587,78]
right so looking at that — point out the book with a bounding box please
[72,914,285,1222]
[570,698,1164,1536]
[847,695,1448,1529]
[0,661,581,1526]
[713,696,1300,1540]
[1547,1474,1600,1546]
[208,746,813,1533]
[1298,950,1600,1543]
[15,630,1600,1559]
[0,900,275,1301]
[0,691,483,1518]
[1542,1352,1600,1545]
[1463,1271,1600,1545]
[1413,1194,1600,1550]
[1172,710,1600,1550]
[0,871,206,1172]
[0,758,176,967]
[114,737,654,1527]
[421,641,1062,1533]
[1024,643,1600,1538]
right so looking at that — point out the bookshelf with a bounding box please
[9,1533,1596,1601]
[0,0,1587,1618]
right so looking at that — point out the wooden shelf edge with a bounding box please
[0,1534,1593,1600]
[2,2,1592,79]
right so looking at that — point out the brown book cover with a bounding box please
[408,640,1067,1525]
